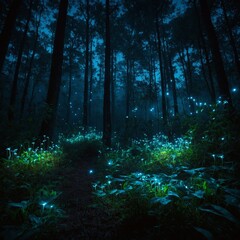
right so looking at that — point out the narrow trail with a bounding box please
[49,159,117,240]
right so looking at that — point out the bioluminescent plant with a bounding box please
[4,138,63,172]
[64,127,102,144]
[103,133,193,175]
[61,128,103,158]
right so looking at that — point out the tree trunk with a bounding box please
[198,39,214,102]
[125,58,130,140]
[155,13,167,125]
[0,0,22,73]
[199,0,232,107]
[194,0,216,103]
[83,0,90,129]
[20,10,42,119]
[103,0,111,146]
[89,33,93,125]
[111,49,115,130]
[178,49,194,113]
[39,0,68,139]
[8,0,33,122]
[185,47,195,114]
[221,0,240,79]
[168,51,178,116]
[66,52,72,124]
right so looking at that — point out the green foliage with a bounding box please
[1,107,239,239]
[103,133,193,175]
[0,136,65,239]
[93,115,240,239]
[3,136,63,173]
[61,128,103,159]
[182,105,240,168]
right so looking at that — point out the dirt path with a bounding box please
[48,159,117,240]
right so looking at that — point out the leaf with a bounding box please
[199,204,240,224]
[112,178,125,182]
[192,190,204,199]
[168,191,180,198]
[183,168,202,175]
[116,190,126,195]
[29,214,43,226]
[194,227,213,240]
[94,190,106,197]
[150,196,172,205]
[45,192,62,203]
[8,201,29,209]
[133,181,143,186]
[124,185,133,190]
[109,189,118,195]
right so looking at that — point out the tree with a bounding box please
[155,13,167,124]
[8,0,33,122]
[0,0,22,74]
[39,0,68,139]
[103,0,111,146]
[83,0,90,129]
[199,0,233,107]
[20,6,43,119]
[193,0,216,103]
[220,0,240,79]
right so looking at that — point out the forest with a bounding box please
[0,0,240,239]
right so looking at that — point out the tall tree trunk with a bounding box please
[155,13,167,125]
[66,52,72,124]
[194,0,216,103]
[28,69,41,112]
[153,53,160,131]
[103,0,111,146]
[8,0,33,122]
[20,10,42,119]
[39,0,68,139]
[198,39,214,102]
[83,0,90,129]
[178,49,194,113]
[168,51,178,116]
[111,49,115,130]
[221,0,240,79]
[199,0,232,107]
[185,47,195,114]
[125,58,130,140]
[89,33,93,125]
[0,0,22,73]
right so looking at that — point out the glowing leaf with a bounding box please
[109,189,118,195]
[192,190,204,199]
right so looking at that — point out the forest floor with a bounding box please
[39,157,168,240]
[1,124,240,239]
[38,158,119,239]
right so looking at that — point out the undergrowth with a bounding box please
[61,128,103,159]
[93,106,240,239]
[0,136,65,240]
[1,106,240,239]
